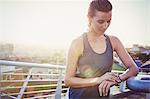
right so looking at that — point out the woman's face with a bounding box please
[90,10,112,34]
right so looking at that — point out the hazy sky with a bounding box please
[0,0,150,49]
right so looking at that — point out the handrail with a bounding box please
[0,60,65,69]
[1,84,65,90]
[111,70,125,73]
[4,88,68,96]
[1,79,60,82]
[1,73,63,76]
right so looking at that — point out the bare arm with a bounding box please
[97,36,139,97]
[64,37,112,88]
[111,36,139,81]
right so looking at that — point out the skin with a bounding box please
[64,10,139,97]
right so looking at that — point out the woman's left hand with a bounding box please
[98,80,117,96]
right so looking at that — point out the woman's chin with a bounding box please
[96,30,106,34]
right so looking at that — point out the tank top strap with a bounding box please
[104,34,113,53]
[82,33,91,53]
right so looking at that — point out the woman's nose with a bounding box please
[103,22,109,29]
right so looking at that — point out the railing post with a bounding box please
[17,68,32,99]
[55,69,63,99]
[119,81,126,92]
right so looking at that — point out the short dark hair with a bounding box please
[88,0,112,18]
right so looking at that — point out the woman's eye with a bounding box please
[97,20,105,24]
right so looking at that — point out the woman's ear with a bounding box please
[87,16,92,27]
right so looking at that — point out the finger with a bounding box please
[102,81,108,96]
[108,75,117,82]
[110,72,118,77]
[114,76,121,82]
[99,81,105,96]
[99,84,102,96]
[99,82,105,96]
[105,73,119,82]
[105,84,110,96]
[110,75,120,82]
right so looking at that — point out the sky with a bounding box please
[0,0,150,49]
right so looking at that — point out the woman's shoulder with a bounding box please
[107,35,122,50]
[71,34,84,46]
[70,34,84,53]
[106,35,121,43]
[70,36,83,55]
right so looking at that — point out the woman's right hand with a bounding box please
[99,72,120,83]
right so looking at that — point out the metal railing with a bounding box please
[0,60,67,99]
[0,60,127,99]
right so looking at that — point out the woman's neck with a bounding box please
[87,29,105,42]
[88,28,104,38]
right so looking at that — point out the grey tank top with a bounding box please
[76,33,113,78]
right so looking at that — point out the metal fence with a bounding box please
[0,60,126,99]
[0,60,67,99]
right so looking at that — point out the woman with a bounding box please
[64,0,139,98]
